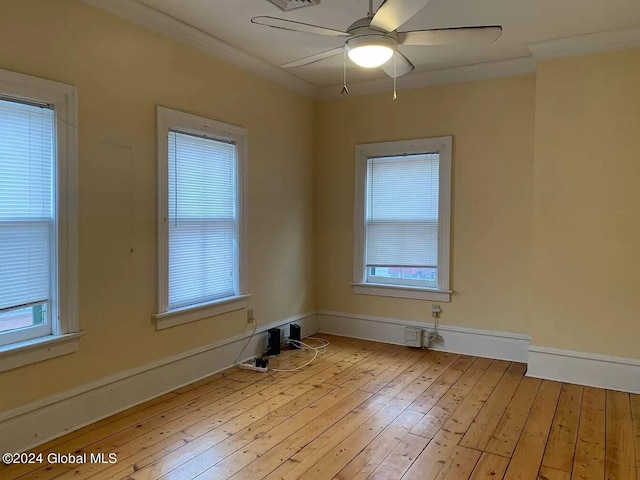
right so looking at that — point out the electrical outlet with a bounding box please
[431,305,441,317]
[247,308,254,324]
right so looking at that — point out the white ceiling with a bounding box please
[136,0,640,87]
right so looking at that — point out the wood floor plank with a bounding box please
[631,394,640,469]
[503,380,562,480]
[232,354,458,478]
[191,348,407,480]
[395,355,478,403]
[126,341,390,480]
[460,362,526,450]
[541,383,583,473]
[33,382,296,480]
[406,355,476,415]
[322,343,403,387]
[96,341,361,480]
[411,358,501,440]
[403,360,511,480]
[202,390,378,479]
[572,387,605,480]
[434,445,482,479]
[286,397,412,480]
[367,433,430,480]
[485,376,542,457]
[358,348,431,394]
[248,353,464,480]
[537,466,570,480]
[469,452,510,479]
[333,408,424,480]
[376,351,461,401]
[71,342,356,480]
[605,390,637,480]
[73,384,318,480]
[116,384,338,480]
[0,372,252,479]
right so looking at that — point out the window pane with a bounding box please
[368,267,437,287]
[0,303,47,333]
[366,153,439,268]
[168,131,238,309]
[0,98,54,316]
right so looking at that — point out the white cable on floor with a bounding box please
[270,337,329,372]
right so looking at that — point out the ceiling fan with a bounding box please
[252,0,503,80]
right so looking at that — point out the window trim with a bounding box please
[353,136,452,302]
[154,107,249,329]
[0,68,79,369]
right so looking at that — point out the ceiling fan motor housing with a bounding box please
[346,17,399,55]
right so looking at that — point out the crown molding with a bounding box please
[317,56,537,99]
[529,28,640,60]
[80,0,316,97]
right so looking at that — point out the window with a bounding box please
[0,68,78,371]
[353,137,452,302]
[154,107,249,329]
[0,99,54,346]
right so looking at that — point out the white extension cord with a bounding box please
[237,363,269,373]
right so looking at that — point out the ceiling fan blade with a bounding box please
[370,0,433,33]
[251,16,349,37]
[399,26,503,45]
[281,47,344,68]
[381,51,415,78]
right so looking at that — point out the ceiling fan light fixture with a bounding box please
[346,35,396,68]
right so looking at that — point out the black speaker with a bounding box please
[290,324,301,349]
[267,328,281,356]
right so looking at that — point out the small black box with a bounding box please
[267,328,281,356]
[290,323,301,349]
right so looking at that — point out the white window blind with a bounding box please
[366,153,439,268]
[168,130,238,309]
[0,98,54,315]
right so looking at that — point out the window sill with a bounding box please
[352,283,452,302]
[153,294,251,330]
[0,333,82,373]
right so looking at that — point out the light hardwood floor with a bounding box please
[2,335,639,480]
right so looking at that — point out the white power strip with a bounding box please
[238,362,269,373]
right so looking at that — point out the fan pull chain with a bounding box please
[341,49,349,95]
[393,54,397,100]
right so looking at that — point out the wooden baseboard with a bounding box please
[0,312,318,454]
[317,310,530,363]
[527,345,640,394]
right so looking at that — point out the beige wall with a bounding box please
[0,0,315,411]
[314,75,536,335]
[531,50,640,358]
